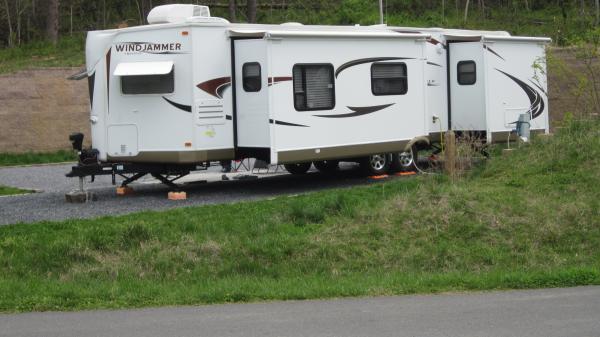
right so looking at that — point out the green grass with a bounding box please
[0,186,31,196]
[0,150,77,167]
[0,118,599,312]
[0,35,85,75]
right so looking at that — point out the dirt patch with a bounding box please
[547,47,600,125]
[0,68,90,153]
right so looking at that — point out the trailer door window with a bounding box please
[371,63,408,95]
[243,62,262,92]
[121,70,175,95]
[293,64,335,111]
[457,61,476,85]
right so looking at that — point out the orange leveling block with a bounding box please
[168,191,187,200]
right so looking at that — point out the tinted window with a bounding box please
[292,64,335,111]
[371,63,408,95]
[121,70,174,95]
[243,62,262,92]
[457,60,476,85]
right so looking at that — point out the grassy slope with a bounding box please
[0,150,77,167]
[0,118,598,312]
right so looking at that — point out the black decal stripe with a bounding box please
[313,103,395,118]
[226,115,232,120]
[335,57,414,78]
[496,69,545,119]
[216,83,231,99]
[427,61,443,67]
[106,49,111,114]
[163,97,192,113]
[269,119,309,127]
[529,80,548,96]
[484,45,506,61]
[87,72,95,108]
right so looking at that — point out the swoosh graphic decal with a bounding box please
[268,76,292,86]
[427,61,443,67]
[226,115,232,120]
[106,49,111,114]
[216,83,231,99]
[529,79,548,97]
[197,77,231,98]
[484,45,506,61]
[163,97,191,113]
[269,119,309,127]
[427,38,446,48]
[313,103,395,118]
[335,57,415,78]
[496,69,545,119]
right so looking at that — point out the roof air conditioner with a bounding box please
[147,4,210,24]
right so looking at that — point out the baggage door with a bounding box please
[234,39,270,149]
[449,42,486,131]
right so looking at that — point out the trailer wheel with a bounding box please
[390,148,415,172]
[284,162,312,175]
[360,154,391,176]
[313,160,339,173]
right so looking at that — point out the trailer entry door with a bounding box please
[449,42,486,132]
[234,39,270,149]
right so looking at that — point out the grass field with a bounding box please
[0,186,31,196]
[0,150,77,167]
[0,118,598,312]
[0,36,85,75]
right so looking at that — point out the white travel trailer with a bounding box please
[67,4,550,188]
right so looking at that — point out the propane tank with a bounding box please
[516,113,531,142]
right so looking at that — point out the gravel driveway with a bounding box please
[0,162,386,226]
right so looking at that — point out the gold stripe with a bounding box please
[108,149,235,164]
[277,140,410,164]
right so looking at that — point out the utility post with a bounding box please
[445,131,457,181]
[379,0,384,24]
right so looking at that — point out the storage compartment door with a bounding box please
[449,42,486,131]
[107,124,138,157]
[234,39,270,148]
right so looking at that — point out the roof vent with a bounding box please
[147,4,210,24]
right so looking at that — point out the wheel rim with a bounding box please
[369,154,386,171]
[399,151,414,167]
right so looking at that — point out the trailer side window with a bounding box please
[121,70,175,95]
[293,64,335,111]
[371,63,408,96]
[243,62,262,92]
[457,61,476,85]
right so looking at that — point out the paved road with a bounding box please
[0,162,387,225]
[1,286,599,337]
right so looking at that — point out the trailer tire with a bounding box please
[390,147,416,172]
[313,160,339,173]
[360,154,391,176]
[284,162,312,175]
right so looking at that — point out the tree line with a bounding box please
[1,0,599,48]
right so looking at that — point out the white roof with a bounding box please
[228,29,429,40]
[114,61,174,76]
